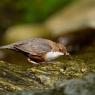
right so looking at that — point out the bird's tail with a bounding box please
[0,44,14,50]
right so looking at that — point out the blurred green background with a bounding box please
[0,0,73,24]
[0,0,75,43]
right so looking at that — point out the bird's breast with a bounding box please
[45,51,64,61]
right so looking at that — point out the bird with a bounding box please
[0,38,69,64]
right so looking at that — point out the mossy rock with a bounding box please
[0,43,95,95]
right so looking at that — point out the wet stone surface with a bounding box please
[0,43,95,95]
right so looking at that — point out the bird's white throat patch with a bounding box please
[45,51,64,61]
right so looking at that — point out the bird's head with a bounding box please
[57,43,69,56]
[45,43,69,61]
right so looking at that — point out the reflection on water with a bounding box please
[0,50,32,67]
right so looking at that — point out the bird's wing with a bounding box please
[14,43,38,55]
[14,40,52,55]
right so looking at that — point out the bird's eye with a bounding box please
[59,48,63,52]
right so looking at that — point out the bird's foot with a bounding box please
[27,58,40,66]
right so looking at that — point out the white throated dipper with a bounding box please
[0,38,69,64]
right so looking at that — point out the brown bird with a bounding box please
[0,38,69,64]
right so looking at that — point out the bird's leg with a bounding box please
[27,58,39,65]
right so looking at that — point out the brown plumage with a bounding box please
[0,38,69,64]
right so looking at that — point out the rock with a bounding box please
[45,0,95,36]
[57,28,95,53]
[7,73,95,95]
[0,41,95,95]
[4,24,51,43]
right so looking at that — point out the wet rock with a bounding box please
[57,28,95,53]
[0,42,95,95]
[7,73,95,95]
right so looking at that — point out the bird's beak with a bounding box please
[64,52,72,60]
[65,52,69,56]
